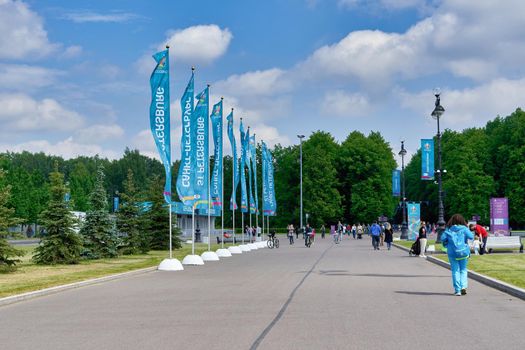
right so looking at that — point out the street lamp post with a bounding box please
[431,90,446,242]
[399,141,408,239]
[298,135,305,231]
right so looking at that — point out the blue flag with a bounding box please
[226,110,239,210]
[246,128,256,214]
[149,49,171,204]
[392,170,401,196]
[239,120,248,213]
[262,141,270,216]
[267,147,277,216]
[250,134,258,214]
[408,202,421,241]
[193,86,209,209]
[421,139,435,180]
[210,99,223,212]
[176,71,195,205]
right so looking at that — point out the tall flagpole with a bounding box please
[207,84,211,253]
[248,126,252,242]
[254,134,258,240]
[232,110,236,244]
[220,98,225,250]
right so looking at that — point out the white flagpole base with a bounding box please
[247,243,258,250]
[256,241,266,248]
[216,248,232,257]
[158,258,184,271]
[201,251,220,261]
[228,246,242,254]
[182,254,205,265]
[239,244,251,252]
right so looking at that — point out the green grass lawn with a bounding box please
[0,243,234,298]
[395,239,443,251]
[434,254,525,289]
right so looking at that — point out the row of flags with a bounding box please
[149,48,277,216]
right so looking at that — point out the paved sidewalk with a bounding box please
[1,235,524,350]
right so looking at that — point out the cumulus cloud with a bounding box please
[0,64,63,90]
[61,45,83,59]
[0,0,59,59]
[214,68,292,97]
[75,124,124,144]
[0,137,119,160]
[0,93,84,131]
[399,78,525,127]
[321,90,372,118]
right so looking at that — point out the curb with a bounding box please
[393,243,525,301]
[0,266,158,307]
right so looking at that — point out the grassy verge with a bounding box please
[0,243,234,298]
[396,239,443,251]
[434,254,525,289]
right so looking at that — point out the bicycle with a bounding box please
[305,233,314,248]
[267,234,280,249]
[333,232,341,244]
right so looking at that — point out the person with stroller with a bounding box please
[441,214,474,296]
[419,221,428,257]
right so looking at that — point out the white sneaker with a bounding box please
[454,292,461,296]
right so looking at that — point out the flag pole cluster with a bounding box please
[149,48,277,249]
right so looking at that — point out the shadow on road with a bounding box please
[395,291,453,296]
[317,271,448,278]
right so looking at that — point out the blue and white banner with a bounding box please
[250,134,259,214]
[407,202,420,241]
[246,128,256,214]
[210,99,223,212]
[267,147,277,216]
[239,120,248,213]
[392,170,401,196]
[149,49,171,204]
[262,142,270,215]
[421,139,435,180]
[176,71,195,205]
[193,86,209,209]
[226,110,239,210]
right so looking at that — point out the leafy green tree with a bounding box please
[0,169,24,267]
[33,164,83,265]
[69,161,95,212]
[80,165,120,259]
[143,175,182,250]
[116,169,148,254]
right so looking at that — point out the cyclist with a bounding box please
[304,224,313,247]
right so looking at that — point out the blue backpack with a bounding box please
[444,229,470,260]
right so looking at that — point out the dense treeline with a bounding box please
[404,108,525,229]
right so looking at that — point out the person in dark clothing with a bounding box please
[321,225,326,239]
[304,224,313,247]
[419,221,428,257]
[384,222,393,250]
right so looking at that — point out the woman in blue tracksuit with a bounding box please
[440,214,474,296]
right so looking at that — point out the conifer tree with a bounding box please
[143,175,182,250]
[80,165,120,259]
[33,163,83,264]
[0,169,24,268]
[116,169,148,254]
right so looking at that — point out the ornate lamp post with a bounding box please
[431,89,446,242]
[297,135,305,231]
[399,141,408,239]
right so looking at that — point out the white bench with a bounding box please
[485,236,523,253]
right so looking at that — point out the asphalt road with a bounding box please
[1,235,524,350]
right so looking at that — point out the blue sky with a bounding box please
[1,0,524,164]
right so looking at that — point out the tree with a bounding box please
[80,165,120,259]
[116,169,148,254]
[0,169,24,268]
[143,175,182,250]
[33,163,83,264]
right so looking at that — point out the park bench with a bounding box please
[485,236,523,253]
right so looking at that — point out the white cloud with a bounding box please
[399,78,525,127]
[0,64,63,89]
[321,90,372,117]
[75,124,124,144]
[163,25,232,64]
[61,45,83,59]
[339,0,430,10]
[0,137,119,160]
[0,0,59,59]
[214,68,292,97]
[0,93,84,131]
[63,11,141,23]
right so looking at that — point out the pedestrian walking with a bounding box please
[351,224,357,239]
[384,222,393,250]
[287,224,295,245]
[321,224,326,239]
[370,221,381,250]
[380,223,385,246]
[357,223,363,239]
[295,226,299,239]
[441,214,474,296]
[419,221,428,257]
